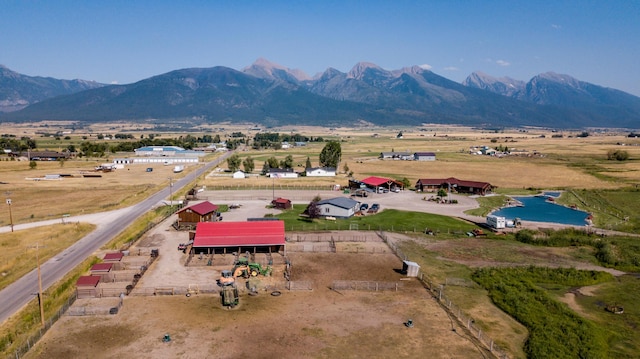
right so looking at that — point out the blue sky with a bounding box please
[2,1,639,96]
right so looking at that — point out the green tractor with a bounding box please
[233,257,272,278]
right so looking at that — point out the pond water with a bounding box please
[492,195,590,226]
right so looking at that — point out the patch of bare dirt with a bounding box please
[28,250,489,359]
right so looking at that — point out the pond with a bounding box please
[492,195,590,226]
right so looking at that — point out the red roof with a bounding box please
[361,176,393,186]
[91,263,113,272]
[76,275,101,287]
[193,221,285,247]
[177,201,219,216]
[273,197,291,204]
[103,252,124,261]
[417,177,491,189]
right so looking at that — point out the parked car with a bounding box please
[360,203,369,211]
[378,187,389,193]
[368,203,380,213]
[351,189,369,197]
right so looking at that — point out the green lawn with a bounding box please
[275,205,477,234]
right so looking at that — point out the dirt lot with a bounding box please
[23,199,492,358]
[28,252,489,359]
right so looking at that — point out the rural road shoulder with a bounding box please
[0,152,232,325]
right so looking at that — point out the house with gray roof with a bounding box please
[315,197,360,218]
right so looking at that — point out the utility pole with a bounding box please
[30,243,46,328]
[5,197,13,232]
[168,177,173,206]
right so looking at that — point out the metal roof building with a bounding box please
[192,221,286,255]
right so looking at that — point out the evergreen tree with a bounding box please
[319,141,341,168]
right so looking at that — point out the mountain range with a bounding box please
[1,59,639,129]
[0,65,105,112]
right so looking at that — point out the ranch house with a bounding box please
[314,197,360,218]
[305,167,336,177]
[415,177,493,195]
[268,168,298,178]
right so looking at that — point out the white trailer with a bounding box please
[486,215,506,229]
[173,165,184,173]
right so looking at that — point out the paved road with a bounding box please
[0,152,232,324]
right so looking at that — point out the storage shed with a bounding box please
[90,262,114,281]
[402,260,420,277]
[76,275,101,299]
[271,197,292,210]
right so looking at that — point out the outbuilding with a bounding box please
[176,201,219,229]
[192,221,286,255]
[232,170,246,179]
[76,275,101,299]
[272,197,292,210]
[414,152,436,161]
[90,262,114,281]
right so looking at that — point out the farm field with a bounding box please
[2,122,640,358]
[2,122,639,229]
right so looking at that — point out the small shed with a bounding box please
[90,262,114,281]
[272,197,292,210]
[402,260,420,277]
[103,252,124,262]
[232,170,246,179]
[76,275,101,298]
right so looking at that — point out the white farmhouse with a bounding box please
[305,167,336,177]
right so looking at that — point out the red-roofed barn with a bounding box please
[176,201,220,229]
[193,221,286,255]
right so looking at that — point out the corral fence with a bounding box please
[286,281,313,291]
[285,233,390,254]
[284,223,469,233]
[8,209,170,358]
[129,284,219,297]
[10,295,76,359]
[331,281,402,292]
[378,230,510,359]
[67,295,124,317]
[286,234,381,243]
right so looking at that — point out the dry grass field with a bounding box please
[0,223,95,291]
[2,122,638,229]
[0,159,193,226]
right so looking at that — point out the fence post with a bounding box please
[490,340,494,352]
